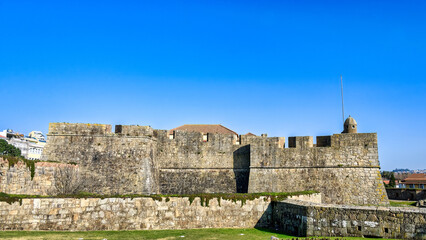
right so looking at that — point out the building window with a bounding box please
[202,134,208,142]
[409,184,415,189]
[420,184,424,189]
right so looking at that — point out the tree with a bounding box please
[389,173,396,188]
[0,139,21,157]
[52,166,83,195]
[51,165,98,195]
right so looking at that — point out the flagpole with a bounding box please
[340,75,345,123]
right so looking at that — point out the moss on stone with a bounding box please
[0,191,319,207]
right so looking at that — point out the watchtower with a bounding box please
[342,115,357,133]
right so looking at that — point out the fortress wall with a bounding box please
[42,123,158,195]
[154,130,250,194]
[115,125,153,136]
[249,168,387,205]
[48,123,112,135]
[0,193,321,231]
[40,122,387,205]
[274,200,426,239]
[248,133,379,168]
[248,133,388,205]
[0,197,272,231]
[0,158,72,195]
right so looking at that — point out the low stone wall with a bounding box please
[0,194,321,231]
[273,200,426,239]
[387,188,426,201]
[0,158,71,195]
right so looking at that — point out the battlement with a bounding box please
[48,123,112,135]
[288,136,313,149]
[47,123,376,149]
[48,123,155,137]
[115,125,153,136]
[286,133,377,149]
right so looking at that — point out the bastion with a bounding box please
[35,117,389,206]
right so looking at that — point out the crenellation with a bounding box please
[316,136,331,147]
[114,125,154,136]
[288,136,314,149]
[48,123,112,135]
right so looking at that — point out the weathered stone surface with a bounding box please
[274,199,426,239]
[1,122,389,206]
[0,194,321,231]
[0,194,423,239]
[41,123,158,195]
[247,133,388,205]
[0,158,73,195]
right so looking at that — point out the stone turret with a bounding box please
[342,115,357,133]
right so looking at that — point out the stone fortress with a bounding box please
[1,117,425,239]
[39,116,388,205]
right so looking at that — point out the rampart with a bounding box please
[0,158,73,195]
[154,130,250,194]
[247,133,388,205]
[37,122,388,205]
[42,123,158,195]
[274,200,426,239]
[0,194,321,231]
[0,194,424,240]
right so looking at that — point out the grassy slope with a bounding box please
[389,200,417,207]
[0,228,399,240]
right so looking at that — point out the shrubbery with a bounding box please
[0,139,21,157]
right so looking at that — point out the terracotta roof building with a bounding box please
[169,124,238,143]
[244,132,256,136]
[400,173,426,189]
[169,124,237,135]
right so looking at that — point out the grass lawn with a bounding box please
[389,200,417,207]
[0,228,399,240]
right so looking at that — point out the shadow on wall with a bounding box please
[233,145,250,193]
[270,201,309,237]
[254,203,273,229]
[254,202,307,236]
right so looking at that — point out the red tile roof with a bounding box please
[169,124,238,136]
[402,173,426,184]
[245,132,256,136]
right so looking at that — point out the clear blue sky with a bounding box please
[0,1,425,170]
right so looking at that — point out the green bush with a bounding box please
[0,139,21,157]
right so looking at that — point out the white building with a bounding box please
[2,129,46,160]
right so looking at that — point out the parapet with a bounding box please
[316,136,331,147]
[115,125,153,137]
[288,136,313,149]
[240,135,285,148]
[265,133,377,149]
[48,123,112,135]
[331,133,377,147]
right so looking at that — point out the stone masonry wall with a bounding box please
[0,158,74,195]
[387,188,426,201]
[154,130,250,194]
[39,122,388,206]
[248,133,388,205]
[42,123,158,195]
[273,199,426,239]
[0,194,321,231]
